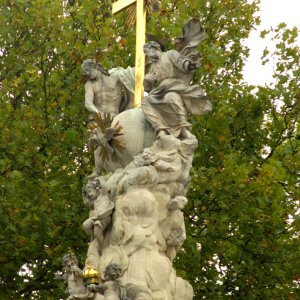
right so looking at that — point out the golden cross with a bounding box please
[112,0,146,108]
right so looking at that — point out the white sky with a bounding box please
[243,0,300,85]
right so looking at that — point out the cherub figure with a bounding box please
[56,252,94,300]
[88,264,129,300]
[82,177,114,270]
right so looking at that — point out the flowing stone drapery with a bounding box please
[62,19,211,300]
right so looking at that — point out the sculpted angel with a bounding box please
[142,19,212,139]
[82,177,114,270]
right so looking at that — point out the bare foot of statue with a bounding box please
[157,130,168,139]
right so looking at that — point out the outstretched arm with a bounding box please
[85,82,99,114]
[169,50,198,73]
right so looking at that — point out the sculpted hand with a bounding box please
[143,74,157,92]
[187,61,197,71]
[92,109,100,115]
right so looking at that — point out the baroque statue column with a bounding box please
[60,19,211,300]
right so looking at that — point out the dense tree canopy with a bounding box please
[0,0,299,299]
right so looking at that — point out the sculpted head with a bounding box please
[144,41,162,63]
[134,148,156,166]
[82,59,99,80]
[82,177,102,209]
[104,263,121,281]
[82,177,109,209]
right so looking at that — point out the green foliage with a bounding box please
[0,0,299,299]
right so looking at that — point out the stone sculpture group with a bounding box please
[61,19,211,300]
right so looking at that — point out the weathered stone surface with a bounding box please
[142,19,211,140]
[82,60,135,117]
[93,108,155,174]
[63,19,211,300]
[57,252,95,300]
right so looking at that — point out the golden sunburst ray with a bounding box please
[89,113,126,163]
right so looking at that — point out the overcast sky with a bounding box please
[243,0,300,85]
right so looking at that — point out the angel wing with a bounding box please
[175,19,205,58]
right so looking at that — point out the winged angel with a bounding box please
[142,19,212,140]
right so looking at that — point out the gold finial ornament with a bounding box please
[82,265,100,285]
